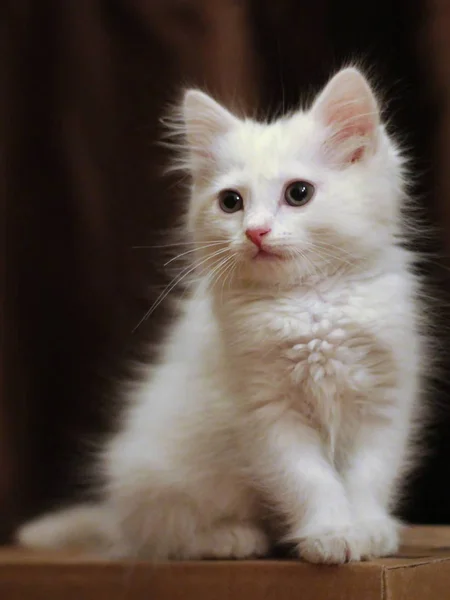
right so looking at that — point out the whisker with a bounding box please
[286,238,356,270]
[290,246,326,279]
[132,240,224,250]
[188,254,236,307]
[220,256,238,301]
[210,255,237,303]
[307,245,355,269]
[207,254,235,293]
[132,250,230,332]
[164,243,226,267]
[310,238,359,260]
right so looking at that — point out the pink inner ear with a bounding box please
[327,99,375,133]
[323,100,377,164]
[350,147,364,163]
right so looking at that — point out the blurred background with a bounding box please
[2,0,450,543]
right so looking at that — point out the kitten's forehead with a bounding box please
[218,112,319,177]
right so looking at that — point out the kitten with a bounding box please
[17,67,425,564]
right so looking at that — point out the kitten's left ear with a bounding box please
[312,68,380,166]
[183,90,238,167]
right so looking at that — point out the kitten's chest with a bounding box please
[222,291,383,418]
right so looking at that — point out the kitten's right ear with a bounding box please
[182,90,238,165]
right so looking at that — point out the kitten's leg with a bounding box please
[111,498,268,560]
[342,408,411,559]
[254,414,359,564]
[192,522,269,559]
[107,483,267,560]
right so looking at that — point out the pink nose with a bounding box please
[245,227,271,248]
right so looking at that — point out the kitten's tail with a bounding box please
[16,503,114,554]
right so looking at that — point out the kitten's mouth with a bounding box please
[253,248,283,261]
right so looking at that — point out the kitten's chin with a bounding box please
[252,249,284,262]
[238,253,301,287]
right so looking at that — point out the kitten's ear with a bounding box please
[182,90,238,166]
[312,68,379,166]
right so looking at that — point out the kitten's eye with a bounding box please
[218,190,243,213]
[284,181,315,207]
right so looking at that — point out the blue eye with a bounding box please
[285,181,315,206]
[219,190,243,213]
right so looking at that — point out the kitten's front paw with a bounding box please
[295,525,361,564]
[357,515,400,559]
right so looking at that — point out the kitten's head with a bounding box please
[175,67,405,287]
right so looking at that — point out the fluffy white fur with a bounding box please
[17,67,425,564]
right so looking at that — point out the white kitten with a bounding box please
[17,67,425,564]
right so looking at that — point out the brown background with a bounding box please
[1,0,450,542]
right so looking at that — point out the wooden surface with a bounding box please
[0,527,449,600]
[0,525,449,563]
